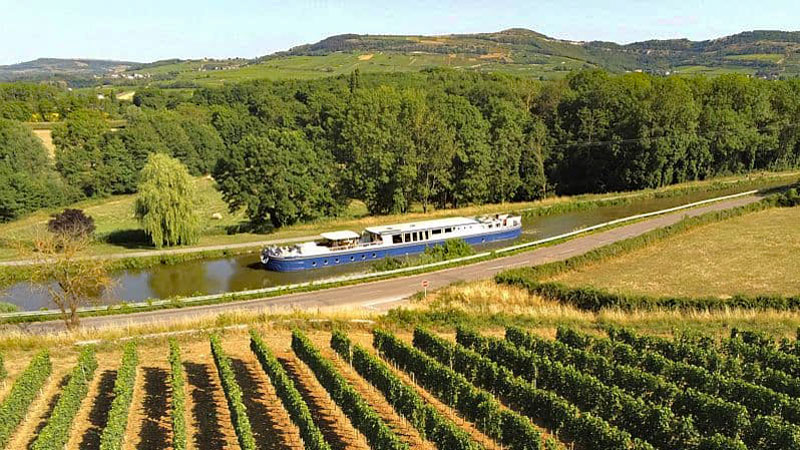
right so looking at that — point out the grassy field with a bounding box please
[724,53,784,63]
[672,65,757,76]
[550,206,800,297]
[1,170,796,262]
[129,52,590,87]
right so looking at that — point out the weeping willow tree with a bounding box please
[135,153,200,248]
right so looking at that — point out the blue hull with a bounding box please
[264,227,521,272]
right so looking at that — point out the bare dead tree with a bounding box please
[22,232,112,330]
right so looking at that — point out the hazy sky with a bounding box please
[1,0,797,65]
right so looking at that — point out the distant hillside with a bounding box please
[267,28,800,78]
[0,58,139,81]
[5,29,799,87]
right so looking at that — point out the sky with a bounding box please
[1,0,798,65]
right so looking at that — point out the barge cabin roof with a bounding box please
[365,217,478,236]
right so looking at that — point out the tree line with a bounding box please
[2,68,800,228]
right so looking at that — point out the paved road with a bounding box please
[18,194,761,333]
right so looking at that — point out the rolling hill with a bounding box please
[4,28,799,87]
[0,58,139,81]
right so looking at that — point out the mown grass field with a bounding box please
[550,205,800,297]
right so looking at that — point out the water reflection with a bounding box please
[1,181,790,311]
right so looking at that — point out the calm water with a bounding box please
[1,181,790,310]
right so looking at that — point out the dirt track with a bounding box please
[19,194,761,333]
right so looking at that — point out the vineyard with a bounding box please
[1,327,800,449]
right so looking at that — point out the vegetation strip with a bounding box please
[606,326,800,400]
[98,341,138,450]
[249,330,331,450]
[557,327,800,449]
[0,350,52,448]
[0,189,762,324]
[0,352,5,380]
[496,198,797,311]
[168,339,187,450]
[210,334,257,450]
[331,329,486,450]
[30,346,98,450]
[498,327,749,437]
[374,328,638,450]
[291,329,409,449]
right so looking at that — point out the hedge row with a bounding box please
[500,327,750,438]
[0,350,51,448]
[99,342,138,450]
[331,330,483,450]
[0,352,5,380]
[502,278,800,312]
[168,340,187,450]
[558,328,800,450]
[250,330,331,450]
[210,334,256,450]
[378,328,644,450]
[291,329,408,450]
[31,346,98,450]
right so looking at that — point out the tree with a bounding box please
[214,129,342,229]
[434,94,492,207]
[53,109,111,197]
[25,232,112,329]
[134,153,200,248]
[485,97,526,203]
[48,209,96,238]
[0,119,74,221]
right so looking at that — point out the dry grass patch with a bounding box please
[551,206,800,298]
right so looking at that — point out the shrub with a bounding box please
[48,208,96,238]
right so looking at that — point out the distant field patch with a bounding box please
[724,53,783,63]
[551,206,800,297]
[357,53,374,61]
[116,91,135,101]
[673,65,756,75]
[32,129,54,158]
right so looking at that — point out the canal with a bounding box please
[0,181,790,311]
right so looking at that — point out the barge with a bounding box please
[261,214,522,272]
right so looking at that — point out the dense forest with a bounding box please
[2,68,800,228]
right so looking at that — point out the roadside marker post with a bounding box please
[422,279,429,298]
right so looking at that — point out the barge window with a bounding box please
[444,227,453,233]
[393,235,402,244]
[404,233,410,242]
[431,229,442,236]
[411,232,418,242]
